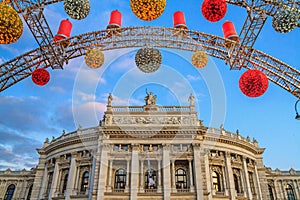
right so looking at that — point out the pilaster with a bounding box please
[31,149,47,200]
[203,149,212,200]
[65,152,78,199]
[157,159,162,193]
[162,144,171,200]
[242,157,252,199]
[188,159,195,192]
[293,180,300,199]
[140,160,144,192]
[130,144,139,200]
[50,158,59,199]
[225,152,236,200]
[192,143,204,200]
[97,143,109,199]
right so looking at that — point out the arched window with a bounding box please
[114,169,126,189]
[62,173,69,193]
[268,184,274,200]
[212,171,221,192]
[26,184,33,200]
[4,184,15,200]
[81,171,89,192]
[233,174,240,193]
[175,168,187,189]
[286,184,295,200]
[144,169,157,189]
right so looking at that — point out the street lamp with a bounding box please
[295,99,300,120]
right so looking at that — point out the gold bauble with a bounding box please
[130,0,166,21]
[191,51,208,68]
[0,4,23,44]
[84,49,104,69]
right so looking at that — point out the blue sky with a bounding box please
[0,0,299,170]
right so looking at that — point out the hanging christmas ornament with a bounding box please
[130,0,166,21]
[32,68,50,86]
[0,4,23,44]
[64,0,90,20]
[84,48,104,69]
[135,48,162,73]
[201,0,227,22]
[239,69,268,97]
[191,50,208,68]
[272,10,298,33]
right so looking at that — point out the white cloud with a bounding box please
[186,74,202,81]
[72,101,106,128]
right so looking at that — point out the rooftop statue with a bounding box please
[144,89,157,105]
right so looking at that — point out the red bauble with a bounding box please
[201,0,227,22]
[239,70,268,97]
[32,68,50,86]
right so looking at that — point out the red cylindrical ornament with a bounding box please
[32,68,50,86]
[222,20,239,47]
[107,10,122,29]
[173,11,187,29]
[54,19,72,42]
[201,0,227,22]
[239,69,268,97]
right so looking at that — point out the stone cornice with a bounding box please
[203,134,265,155]
[43,134,98,155]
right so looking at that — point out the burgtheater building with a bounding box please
[0,93,299,200]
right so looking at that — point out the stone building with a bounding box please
[0,93,299,200]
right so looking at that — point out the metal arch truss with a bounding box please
[0,26,299,98]
[10,0,65,69]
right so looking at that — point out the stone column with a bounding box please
[89,154,97,199]
[254,164,262,199]
[65,152,77,199]
[171,159,176,192]
[222,166,229,196]
[203,150,212,200]
[162,144,171,200]
[242,157,252,199]
[140,160,144,192]
[275,180,284,200]
[107,160,113,192]
[188,159,194,192]
[31,149,47,199]
[225,152,236,200]
[130,144,139,200]
[192,144,204,200]
[157,159,162,192]
[49,159,59,199]
[125,159,130,192]
[97,144,109,199]
[280,180,286,200]
[73,166,80,194]
[293,180,299,199]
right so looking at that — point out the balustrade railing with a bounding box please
[110,106,191,113]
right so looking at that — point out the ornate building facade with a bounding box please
[0,93,299,200]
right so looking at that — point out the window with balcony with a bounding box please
[212,171,222,192]
[4,184,15,200]
[286,184,295,200]
[175,168,187,189]
[62,173,69,193]
[114,168,126,190]
[145,169,157,189]
[81,171,89,193]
